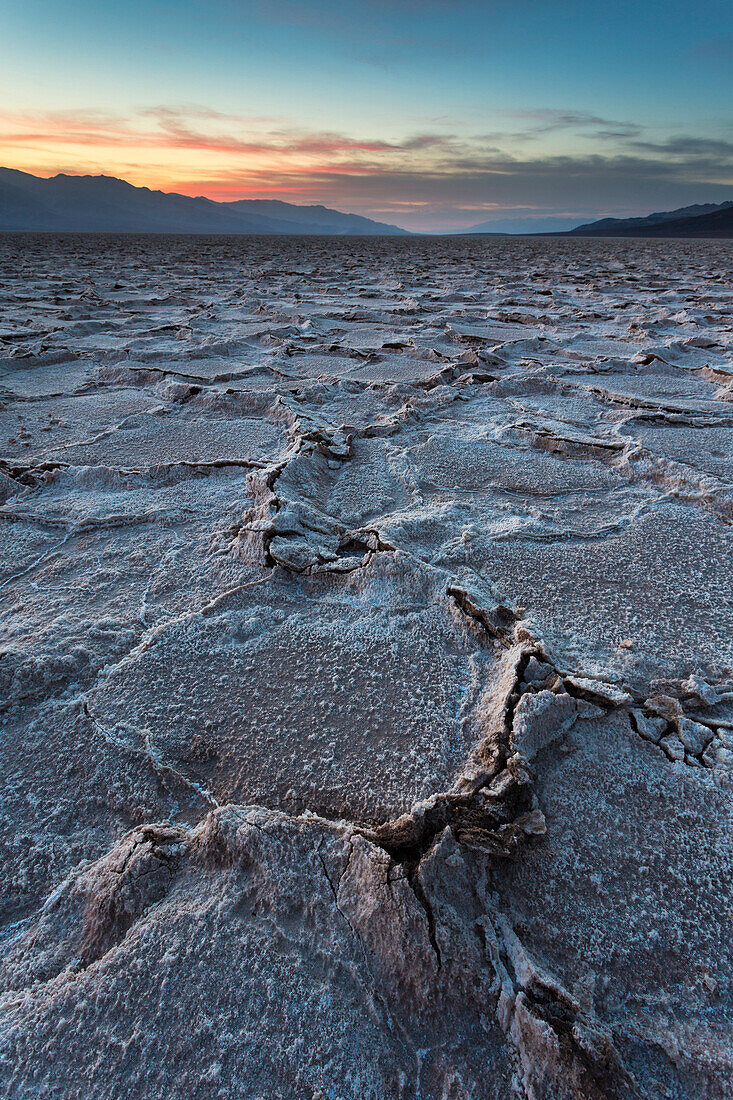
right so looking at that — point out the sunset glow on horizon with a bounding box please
[1,0,731,231]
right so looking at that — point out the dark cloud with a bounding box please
[629,136,733,161]
[212,0,510,63]
[687,34,733,63]
[173,150,733,230]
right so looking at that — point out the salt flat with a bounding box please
[0,233,732,1099]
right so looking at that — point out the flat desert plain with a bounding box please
[0,234,732,1099]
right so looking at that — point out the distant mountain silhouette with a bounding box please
[566,201,733,237]
[461,216,579,235]
[0,168,409,235]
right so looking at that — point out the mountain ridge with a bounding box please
[565,200,733,237]
[0,168,409,235]
[462,200,733,238]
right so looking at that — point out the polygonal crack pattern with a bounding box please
[1,234,732,1100]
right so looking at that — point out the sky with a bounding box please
[1,0,732,231]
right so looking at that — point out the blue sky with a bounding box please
[1,0,731,229]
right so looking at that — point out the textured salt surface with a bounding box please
[0,234,732,1099]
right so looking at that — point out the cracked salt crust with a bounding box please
[0,234,731,1099]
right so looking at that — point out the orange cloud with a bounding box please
[0,108,454,163]
[0,108,467,226]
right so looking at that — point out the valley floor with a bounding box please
[0,234,732,1099]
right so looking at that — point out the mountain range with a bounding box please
[0,168,408,235]
[565,201,733,237]
[2,168,732,237]
[464,200,733,238]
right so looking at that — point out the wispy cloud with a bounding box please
[0,107,458,159]
[503,109,642,139]
[686,34,733,64]
[629,135,733,161]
